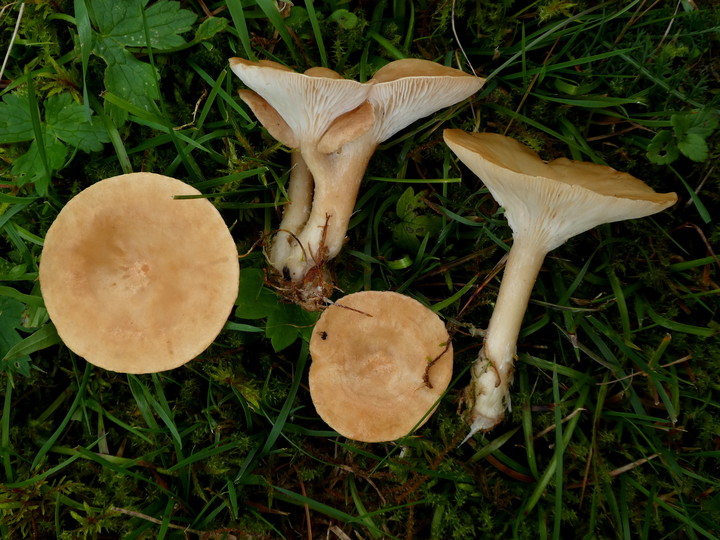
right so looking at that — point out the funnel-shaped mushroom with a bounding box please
[309,290,453,442]
[230,58,484,309]
[39,173,240,374]
[443,130,677,436]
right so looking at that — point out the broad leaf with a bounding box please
[89,0,197,125]
[677,132,708,162]
[45,93,109,152]
[391,187,443,252]
[266,304,317,352]
[646,130,679,165]
[13,133,68,192]
[92,0,196,49]
[672,109,719,139]
[234,267,319,351]
[0,297,26,372]
[97,39,161,124]
[235,268,279,320]
[0,93,34,143]
[194,17,229,42]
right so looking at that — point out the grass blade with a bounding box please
[31,363,92,470]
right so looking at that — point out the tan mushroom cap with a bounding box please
[367,59,485,144]
[309,291,453,442]
[228,57,370,144]
[39,173,240,374]
[443,130,678,251]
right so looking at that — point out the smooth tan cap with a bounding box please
[39,173,240,374]
[309,291,453,442]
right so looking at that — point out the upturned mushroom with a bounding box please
[229,58,484,309]
[309,290,453,442]
[443,130,678,437]
[39,172,240,374]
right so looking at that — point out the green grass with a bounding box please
[1,1,719,538]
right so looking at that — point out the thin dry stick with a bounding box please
[609,454,659,478]
[580,444,594,504]
[504,38,560,136]
[0,2,24,83]
[652,0,682,55]
[329,525,353,540]
[457,251,509,320]
[533,407,586,440]
[451,0,478,76]
[571,453,660,490]
[685,166,713,207]
[450,0,482,130]
[674,223,720,270]
[174,87,209,130]
[110,506,205,535]
[294,465,313,540]
[598,354,693,386]
[0,2,17,20]
[613,0,662,47]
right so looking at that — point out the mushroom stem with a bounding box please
[466,235,547,436]
[444,130,677,437]
[276,146,373,282]
[270,152,314,270]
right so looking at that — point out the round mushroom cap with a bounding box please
[309,291,453,442]
[444,130,678,251]
[39,173,240,374]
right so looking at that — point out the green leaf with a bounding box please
[285,6,310,33]
[646,130,679,165]
[686,109,719,137]
[233,268,319,351]
[235,268,279,320]
[672,109,718,138]
[91,0,137,35]
[395,187,424,221]
[391,187,443,252]
[96,37,160,109]
[12,133,68,192]
[677,132,708,162]
[75,0,94,120]
[91,0,196,49]
[89,0,196,124]
[0,297,27,373]
[330,9,359,30]
[44,94,110,152]
[266,303,317,352]
[194,16,229,42]
[141,0,197,48]
[1,92,106,192]
[2,323,61,364]
[0,94,34,143]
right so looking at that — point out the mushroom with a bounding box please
[229,58,371,290]
[309,290,453,442]
[443,130,678,437]
[229,57,484,309]
[39,172,240,374]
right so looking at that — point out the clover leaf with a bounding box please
[647,108,719,165]
[646,130,679,165]
[391,187,443,252]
